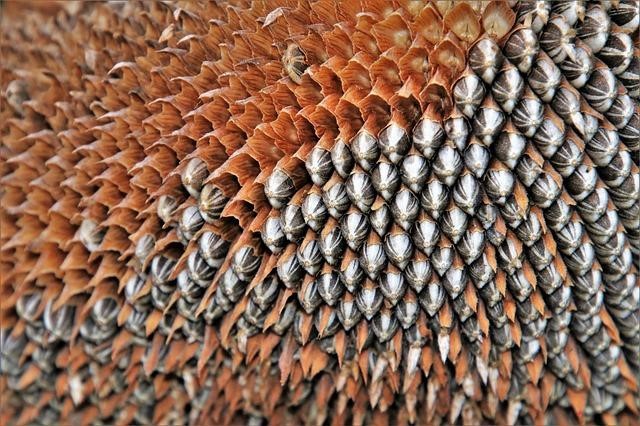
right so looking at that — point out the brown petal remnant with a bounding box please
[444,2,482,44]
[482,1,517,40]
[432,33,467,77]
[1,1,639,426]
[414,3,445,45]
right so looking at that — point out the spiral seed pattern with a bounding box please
[1,1,639,425]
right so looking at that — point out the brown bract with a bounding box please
[1,1,639,425]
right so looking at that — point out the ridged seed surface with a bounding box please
[1,1,639,425]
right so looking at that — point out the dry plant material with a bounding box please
[1,1,639,425]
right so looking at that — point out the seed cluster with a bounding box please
[1,1,639,425]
